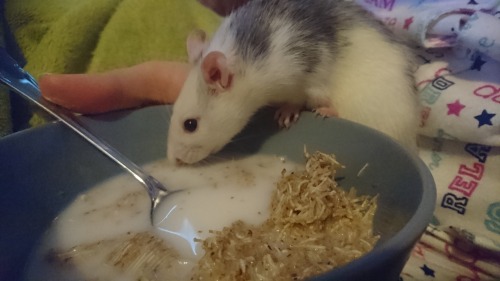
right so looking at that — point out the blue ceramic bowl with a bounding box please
[0,105,435,281]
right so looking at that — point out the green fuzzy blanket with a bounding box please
[1,0,220,134]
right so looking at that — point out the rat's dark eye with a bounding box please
[183,119,198,133]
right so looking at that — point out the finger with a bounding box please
[39,61,190,114]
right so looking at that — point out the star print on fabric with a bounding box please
[403,17,414,30]
[470,55,487,71]
[468,0,478,4]
[447,100,466,116]
[420,264,435,277]
[474,110,496,127]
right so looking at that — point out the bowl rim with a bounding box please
[1,107,437,279]
[311,130,437,278]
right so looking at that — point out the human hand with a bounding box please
[39,61,190,114]
[39,0,250,114]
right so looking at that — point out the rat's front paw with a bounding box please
[274,104,303,128]
[313,105,338,118]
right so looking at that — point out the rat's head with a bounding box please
[167,30,255,164]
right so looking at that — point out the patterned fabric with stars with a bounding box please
[354,1,500,281]
[355,0,500,145]
[415,49,500,145]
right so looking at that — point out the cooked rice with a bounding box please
[192,151,379,281]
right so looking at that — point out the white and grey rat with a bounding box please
[167,0,419,164]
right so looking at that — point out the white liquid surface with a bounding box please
[24,154,299,281]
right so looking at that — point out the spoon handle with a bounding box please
[0,48,165,194]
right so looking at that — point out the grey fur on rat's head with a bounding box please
[167,0,349,165]
[167,0,419,164]
[167,29,260,165]
[167,70,258,164]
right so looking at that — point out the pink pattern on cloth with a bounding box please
[355,0,500,280]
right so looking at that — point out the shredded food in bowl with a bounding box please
[192,150,379,281]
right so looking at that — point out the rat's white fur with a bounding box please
[167,2,418,164]
[326,26,419,149]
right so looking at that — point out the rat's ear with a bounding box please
[201,51,233,94]
[187,29,208,64]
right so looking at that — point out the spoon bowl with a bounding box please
[0,47,172,224]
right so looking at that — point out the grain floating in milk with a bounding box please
[192,151,379,280]
[24,154,299,281]
[24,152,379,281]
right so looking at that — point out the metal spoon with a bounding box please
[0,48,172,224]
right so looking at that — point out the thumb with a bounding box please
[39,61,190,114]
